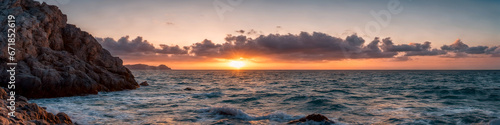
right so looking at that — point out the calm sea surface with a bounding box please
[31,70,500,124]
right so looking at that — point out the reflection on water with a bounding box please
[31,70,500,124]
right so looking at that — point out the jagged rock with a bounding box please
[124,64,172,70]
[0,0,139,98]
[140,81,149,86]
[0,87,73,124]
[56,112,72,124]
[288,114,335,124]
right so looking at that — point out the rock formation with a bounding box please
[288,114,335,124]
[184,87,194,91]
[139,81,149,86]
[0,87,73,124]
[124,64,172,70]
[0,0,139,98]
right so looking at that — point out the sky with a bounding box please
[38,0,500,70]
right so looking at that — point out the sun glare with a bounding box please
[228,61,246,69]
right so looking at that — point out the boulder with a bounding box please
[288,114,335,124]
[0,0,139,98]
[140,81,149,86]
[56,112,72,124]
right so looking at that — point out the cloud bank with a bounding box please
[95,36,188,55]
[95,31,500,62]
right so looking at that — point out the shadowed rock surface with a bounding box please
[124,64,172,70]
[0,87,73,124]
[184,87,194,91]
[139,81,149,86]
[288,114,335,124]
[0,0,139,98]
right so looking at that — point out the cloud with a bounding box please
[439,39,499,57]
[441,39,469,51]
[381,38,432,52]
[95,36,156,55]
[95,36,189,55]
[441,52,469,58]
[235,30,245,34]
[247,29,258,35]
[392,56,412,61]
[95,31,499,62]
[190,39,222,57]
[156,45,189,54]
[380,38,447,57]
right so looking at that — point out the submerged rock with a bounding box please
[140,81,149,86]
[0,0,139,98]
[0,87,73,124]
[288,114,335,124]
[184,87,194,91]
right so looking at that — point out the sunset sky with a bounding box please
[39,0,500,70]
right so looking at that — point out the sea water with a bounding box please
[31,70,500,124]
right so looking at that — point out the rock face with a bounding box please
[0,0,139,98]
[0,87,73,124]
[124,64,172,70]
[288,114,335,124]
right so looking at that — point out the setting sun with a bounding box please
[228,61,246,69]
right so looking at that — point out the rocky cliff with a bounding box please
[0,0,139,98]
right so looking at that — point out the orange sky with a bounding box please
[123,56,500,70]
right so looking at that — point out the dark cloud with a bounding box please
[441,39,469,51]
[380,38,447,57]
[392,56,412,61]
[486,46,500,57]
[95,36,189,55]
[381,38,431,52]
[247,29,258,35]
[235,30,245,34]
[465,46,489,54]
[156,45,189,54]
[190,39,222,57]
[439,39,499,57]
[405,49,447,56]
[96,32,499,62]
[95,36,156,55]
[190,33,400,61]
[235,29,259,35]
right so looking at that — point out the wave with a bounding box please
[192,92,223,99]
[197,106,346,125]
[197,106,304,122]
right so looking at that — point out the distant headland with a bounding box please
[124,64,172,70]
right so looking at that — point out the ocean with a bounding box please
[30,70,500,124]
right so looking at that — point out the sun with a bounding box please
[228,61,246,69]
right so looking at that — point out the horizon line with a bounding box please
[134,69,500,71]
